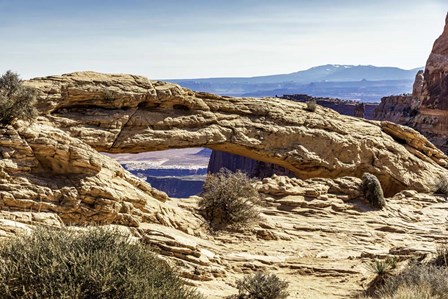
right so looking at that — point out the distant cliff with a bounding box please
[281,94,378,119]
[373,95,419,125]
[374,13,448,154]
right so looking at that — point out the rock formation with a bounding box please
[0,70,445,298]
[23,72,448,196]
[374,95,420,125]
[2,174,448,298]
[208,95,377,180]
[375,13,448,153]
[419,13,448,109]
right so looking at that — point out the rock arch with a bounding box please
[26,71,448,196]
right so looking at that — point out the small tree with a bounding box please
[362,173,386,209]
[0,70,37,125]
[199,169,260,230]
[228,272,289,299]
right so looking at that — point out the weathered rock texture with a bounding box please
[1,176,448,298]
[209,95,378,179]
[22,72,448,196]
[0,70,445,298]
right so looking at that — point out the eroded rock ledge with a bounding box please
[24,71,448,195]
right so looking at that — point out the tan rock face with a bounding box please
[0,71,446,298]
[24,72,448,195]
[2,176,448,299]
[0,120,201,232]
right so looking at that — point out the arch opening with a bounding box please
[105,147,295,198]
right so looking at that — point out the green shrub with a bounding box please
[199,168,259,230]
[0,227,203,299]
[305,99,317,112]
[227,272,289,299]
[0,71,37,125]
[366,257,397,276]
[362,173,386,209]
[364,257,398,297]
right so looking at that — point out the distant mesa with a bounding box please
[168,64,422,101]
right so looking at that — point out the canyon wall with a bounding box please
[375,13,448,153]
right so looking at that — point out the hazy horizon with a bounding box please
[1,0,447,80]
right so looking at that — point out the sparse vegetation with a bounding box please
[375,264,448,299]
[227,272,289,299]
[366,257,397,276]
[305,99,317,112]
[364,257,398,297]
[363,245,448,298]
[0,227,203,299]
[436,176,448,195]
[0,71,37,125]
[199,168,260,230]
[362,173,386,209]
[434,242,448,267]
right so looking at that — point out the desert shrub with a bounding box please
[305,99,317,112]
[375,264,448,299]
[0,227,203,299]
[366,257,397,276]
[364,257,398,296]
[433,242,448,267]
[227,272,289,299]
[199,168,259,230]
[362,173,386,209]
[0,70,37,125]
[435,176,448,195]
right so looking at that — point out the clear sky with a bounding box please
[1,0,447,79]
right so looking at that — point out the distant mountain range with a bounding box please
[167,64,422,102]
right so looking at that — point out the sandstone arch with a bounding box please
[26,71,448,196]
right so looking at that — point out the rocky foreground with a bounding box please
[0,70,446,298]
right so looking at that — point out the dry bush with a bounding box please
[0,71,37,125]
[433,242,448,267]
[375,264,448,299]
[362,173,386,209]
[227,272,289,299]
[199,168,260,230]
[0,227,203,299]
[305,99,317,112]
[435,176,448,195]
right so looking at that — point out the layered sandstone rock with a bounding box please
[2,175,448,299]
[0,120,202,233]
[23,72,448,195]
[0,70,445,298]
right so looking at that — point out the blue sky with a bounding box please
[1,0,447,79]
